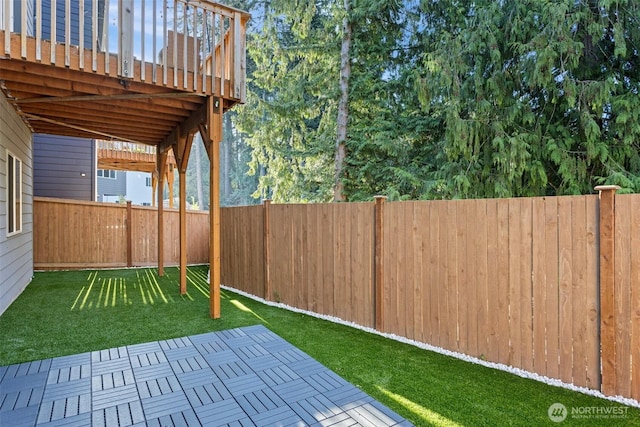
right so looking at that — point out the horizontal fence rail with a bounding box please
[34,196,209,269]
[1,0,248,98]
[219,191,640,402]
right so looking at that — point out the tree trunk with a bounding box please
[334,0,351,202]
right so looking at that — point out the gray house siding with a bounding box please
[0,91,34,316]
[97,171,126,202]
[33,134,96,201]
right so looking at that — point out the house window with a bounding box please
[145,177,152,187]
[6,151,22,236]
[98,169,116,179]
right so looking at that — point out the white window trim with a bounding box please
[6,150,23,237]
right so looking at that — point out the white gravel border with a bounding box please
[221,284,640,409]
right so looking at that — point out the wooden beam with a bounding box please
[14,91,206,104]
[20,112,143,144]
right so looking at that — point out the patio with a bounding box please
[0,325,412,427]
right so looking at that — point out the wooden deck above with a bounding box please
[97,141,176,173]
[0,0,248,147]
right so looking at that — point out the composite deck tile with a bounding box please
[160,337,193,351]
[91,383,139,411]
[0,325,412,426]
[132,362,174,382]
[194,398,247,426]
[130,350,167,368]
[235,344,270,360]
[163,345,201,362]
[235,388,285,416]
[170,355,209,374]
[185,381,233,407]
[256,365,300,387]
[0,405,39,427]
[126,341,163,356]
[247,354,283,371]
[249,404,305,426]
[305,370,349,393]
[272,378,320,403]
[203,349,241,367]
[212,360,253,380]
[221,373,268,396]
[175,367,218,389]
[141,389,191,419]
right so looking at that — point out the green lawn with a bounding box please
[1,266,638,426]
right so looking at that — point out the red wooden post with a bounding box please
[595,184,620,395]
[263,199,272,301]
[374,196,386,331]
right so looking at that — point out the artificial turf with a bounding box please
[1,266,638,426]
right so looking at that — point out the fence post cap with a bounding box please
[594,185,621,192]
[373,195,388,200]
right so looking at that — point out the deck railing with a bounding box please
[97,139,176,165]
[1,0,248,99]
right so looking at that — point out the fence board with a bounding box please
[572,197,588,387]
[585,196,599,389]
[496,199,510,365]
[532,197,546,375]
[558,197,574,384]
[520,198,534,372]
[475,199,489,361]
[630,195,640,400]
[508,198,521,367]
[486,199,500,363]
[544,197,560,379]
[615,195,632,397]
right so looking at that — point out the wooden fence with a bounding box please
[220,190,640,401]
[33,197,209,269]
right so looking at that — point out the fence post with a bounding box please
[126,201,133,267]
[595,184,620,396]
[374,196,387,331]
[263,199,272,301]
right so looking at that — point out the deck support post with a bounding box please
[156,149,168,276]
[200,96,223,319]
[173,132,194,295]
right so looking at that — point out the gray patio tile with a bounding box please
[222,373,268,396]
[0,404,39,427]
[146,409,202,427]
[203,349,241,367]
[257,365,300,387]
[130,350,168,368]
[35,411,92,426]
[137,375,181,399]
[272,378,319,403]
[170,355,209,374]
[194,398,246,426]
[47,363,90,384]
[0,386,44,411]
[249,404,306,426]
[132,362,174,382]
[306,370,349,393]
[212,360,253,380]
[127,341,162,356]
[164,345,201,361]
[159,337,193,351]
[235,388,285,416]
[196,339,230,355]
[50,353,90,370]
[141,389,191,419]
[42,377,90,401]
[346,401,404,427]
[0,371,48,393]
[247,354,283,372]
[175,367,218,388]
[0,325,413,427]
[92,382,139,411]
[91,369,135,391]
[185,381,232,407]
